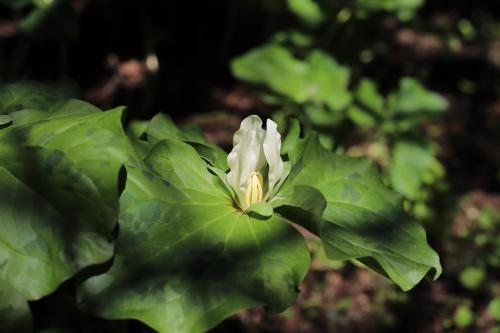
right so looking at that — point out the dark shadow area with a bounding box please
[29,278,155,333]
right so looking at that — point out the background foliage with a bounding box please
[0,0,499,332]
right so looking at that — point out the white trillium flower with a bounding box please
[227,115,284,211]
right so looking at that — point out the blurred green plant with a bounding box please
[232,44,351,124]
[232,38,448,210]
[287,0,425,24]
[287,0,324,27]
[441,199,500,332]
[353,0,424,21]
[453,303,475,329]
[489,298,500,321]
[459,266,486,290]
[0,0,78,39]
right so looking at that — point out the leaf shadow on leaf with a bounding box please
[1,129,114,261]
[77,219,309,333]
[82,224,303,298]
[0,128,121,302]
[278,134,442,291]
[28,266,156,333]
[320,208,442,290]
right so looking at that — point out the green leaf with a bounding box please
[247,202,274,218]
[0,281,32,333]
[388,77,448,115]
[488,298,500,321]
[232,45,351,113]
[370,78,448,134]
[454,304,474,328]
[232,44,309,103]
[275,133,441,291]
[143,113,228,170]
[459,267,485,290]
[77,140,310,333]
[144,113,190,143]
[0,81,79,114]
[306,50,351,111]
[188,141,228,171]
[347,106,377,127]
[287,0,324,27]
[143,140,224,195]
[288,30,314,48]
[305,105,344,127]
[127,120,149,140]
[0,115,12,129]
[347,79,385,127]
[390,141,444,200]
[281,118,301,155]
[355,79,384,115]
[207,165,237,201]
[354,0,424,21]
[273,185,326,233]
[126,120,151,159]
[0,100,130,301]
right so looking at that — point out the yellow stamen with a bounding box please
[245,171,264,208]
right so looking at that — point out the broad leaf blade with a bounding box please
[0,100,130,301]
[78,141,310,333]
[0,81,78,114]
[276,133,442,290]
[144,113,228,170]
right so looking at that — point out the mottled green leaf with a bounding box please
[142,113,228,170]
[0,81,78,114]
[0,99,130,302]
[275,133,442,290]
[77,140,310,333]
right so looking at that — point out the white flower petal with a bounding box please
[227,115,266,209]
[233,115,264,146]
[263,118,284,199]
